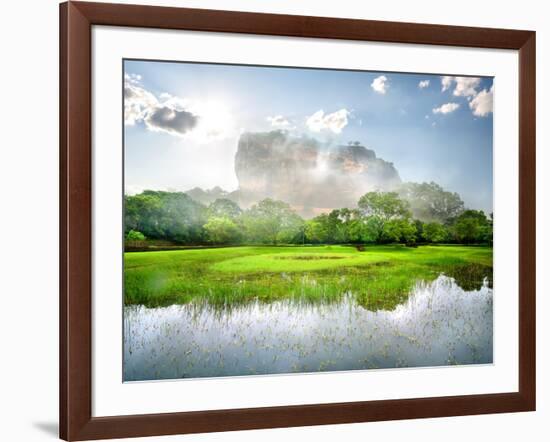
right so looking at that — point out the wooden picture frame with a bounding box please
[60,1,536,440]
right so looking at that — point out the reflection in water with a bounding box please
[444,263,493,291]
[124,275,493,381]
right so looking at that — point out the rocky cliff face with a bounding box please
[233,131,401,217]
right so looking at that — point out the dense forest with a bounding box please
[125,182,493,247]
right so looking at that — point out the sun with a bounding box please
[191,99,236,142]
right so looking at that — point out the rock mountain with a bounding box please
[187,130,401,218]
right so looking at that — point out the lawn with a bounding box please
[124,245,493,310]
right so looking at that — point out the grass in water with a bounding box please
[124,245,493,310]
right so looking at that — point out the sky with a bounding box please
[124,59,494,213]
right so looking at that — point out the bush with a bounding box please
[126,229,146,241]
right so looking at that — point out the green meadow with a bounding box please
[124,245,493,310]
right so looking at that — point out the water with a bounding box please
[123,275,493,381]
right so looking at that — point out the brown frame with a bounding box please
[59,1,536,440]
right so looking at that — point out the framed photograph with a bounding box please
[60,1,536,440]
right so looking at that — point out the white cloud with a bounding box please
[306,109,350,134]
[124,81,158,126]
[439,75,493,117]
[418,80,430,89]
[432,102,460,115]
[124,73,142,84]
[453,77,481,97]
[441,76,454,92]
[469,86,494,117]
[440,75,481,97]
[267,115,292,129]
[371,75,389,94]
[124,74,235,141]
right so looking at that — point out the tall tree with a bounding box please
[241,198,303,244]
[358,191,411,243]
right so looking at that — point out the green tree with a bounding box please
[451,210,490,243]
[125,193,162,236]
[304,209,368,244]
[357,191,411,243]
[332,208,368,243]
[413,219,425,242]
[338,208,369,243]
[347,218,374,243]
[422,222,448,243]
[306,211,343,244]
[409,219,451,244]
[326,210,347,243]
[305,218,330,243]
[382,219,417,244]
[241,198,303,244]
[124,191,207,243]
[204,216,240,244]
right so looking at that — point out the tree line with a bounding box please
[125,185,493,247]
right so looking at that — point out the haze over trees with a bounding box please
[397,181,464,223]
[125,183,493,247]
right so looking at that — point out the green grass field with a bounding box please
[124,245,493,310]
